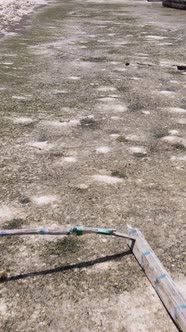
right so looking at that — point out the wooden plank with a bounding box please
[127,226,186,332]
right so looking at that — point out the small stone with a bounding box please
[19,196,30,204]
[117,136,128,142]
[177,65,186,71]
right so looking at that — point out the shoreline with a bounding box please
[0,0,55,40]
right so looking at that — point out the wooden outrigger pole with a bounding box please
[0,225,186,331]
[127,226,186,332]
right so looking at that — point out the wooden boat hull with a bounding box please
[163,0,186,9]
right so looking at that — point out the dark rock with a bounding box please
[177,65,186,71]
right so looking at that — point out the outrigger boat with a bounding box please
[0,225,186,331]
[163,0,186,9]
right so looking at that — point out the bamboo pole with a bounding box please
[127,226,186,332]
[0,226,135,242]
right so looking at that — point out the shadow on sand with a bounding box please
[2,250,132,283]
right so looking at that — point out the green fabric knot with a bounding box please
[74,226,84,236]
[67,228,73,235]
[96,228,113,235]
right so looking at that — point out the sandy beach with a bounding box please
[0,0,186,331]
